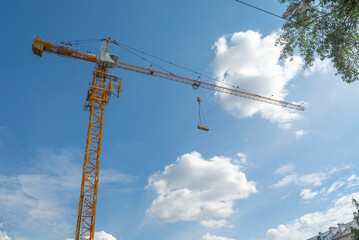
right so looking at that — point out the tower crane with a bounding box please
[32,36,304,240]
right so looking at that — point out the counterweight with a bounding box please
[32,36,304,240]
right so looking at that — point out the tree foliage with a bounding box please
[352,198,359,240]
[277,0,359,83]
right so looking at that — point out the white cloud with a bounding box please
[211,30,304,129]
[329,165,352,174]
[304,58,332,76]
[0,148,81,237]
[0,147,132,239]
[202,233,235,240]
[266,192,359,240]
[280,193,290,200]
[299,172,328,187]
[295,129,306,139]
[200,219,233,229]
[300,189,318,200]
[273,166,355,200]
[275,163,295,175]
[236,153,247,165]
[65,231,117,240]
[273,170,332,188]
[146,151,257,227]
[0,230,11,240]
[319,187,327,194]
[272,175,297,188]
[94,231,117,240]
[347,174,359,188]
[327,181,345,194]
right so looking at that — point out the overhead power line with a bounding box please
[233,0,286,20]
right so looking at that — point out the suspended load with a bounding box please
[196,97,209,131]
[197,124,210,131]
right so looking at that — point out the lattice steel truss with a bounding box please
[75,68,121,240]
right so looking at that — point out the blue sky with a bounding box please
[1,1,359,240]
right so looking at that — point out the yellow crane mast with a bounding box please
[32,36,304,240]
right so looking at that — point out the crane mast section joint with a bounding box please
[84,71,121,111]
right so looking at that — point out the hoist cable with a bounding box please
[111,40,257,95]
[198,102,202,124]
[114,41,214,80]
[58,39,105,46]
[112,42,175,75]
[54,38,261,96]
[198,102,208,126]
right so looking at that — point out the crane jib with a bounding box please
[32,36,304,112]
[114,61,305,112]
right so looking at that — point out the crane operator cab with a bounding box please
[99,52,119,68]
